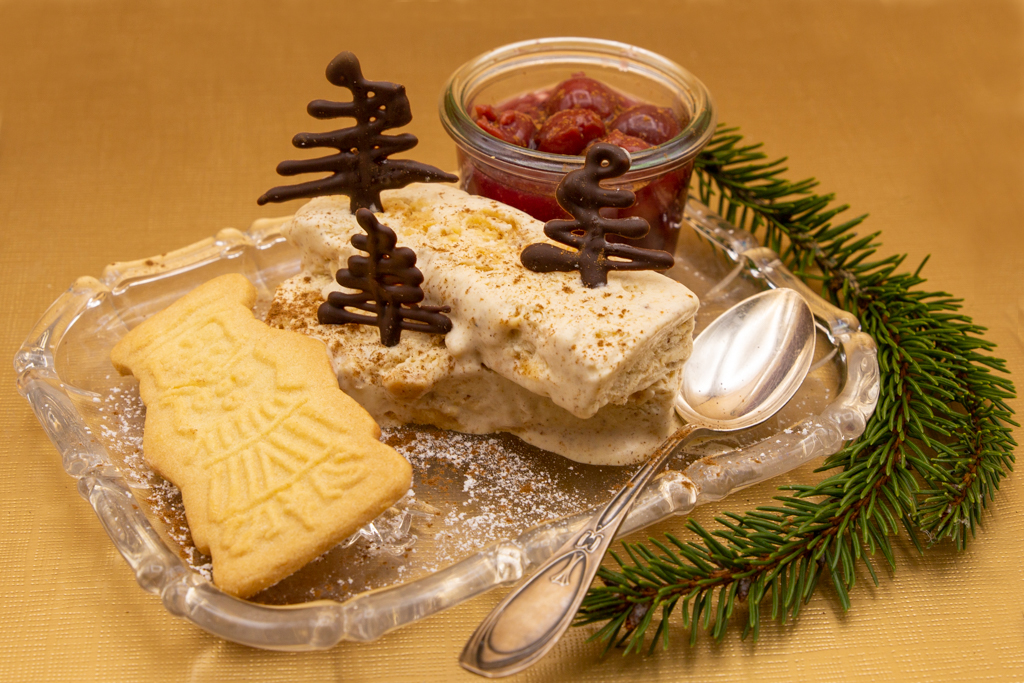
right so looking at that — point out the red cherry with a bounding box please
[536,109,606,155]
[545,75,626,120]
[476,109,538,148]
[610,104,683,145]
[473,104,498,122]
[586,129,652,154]
[499,91,547,120]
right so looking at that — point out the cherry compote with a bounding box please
[441,39,717,256]
[465,73,692,252]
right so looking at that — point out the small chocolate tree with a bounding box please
[318,208,452,346]
[520,143,674,287]
[258,52,457,212]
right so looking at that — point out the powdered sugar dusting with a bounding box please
[386,427,622,572]
[88,382,628,604]
[86,367,832,606]
[92,381,214,580]
[94,382,148,487]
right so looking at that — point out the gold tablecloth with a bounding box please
[2,1,1022,681]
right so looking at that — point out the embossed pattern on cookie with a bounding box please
[111,273,412,598]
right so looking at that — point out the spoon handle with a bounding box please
[459,424,700,678]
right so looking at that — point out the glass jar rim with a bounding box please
[439,37,717,180]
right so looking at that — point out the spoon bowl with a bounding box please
[461,287,816,678]
[676,288,817,430]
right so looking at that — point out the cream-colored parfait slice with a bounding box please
[283,183,699,421]
[268,274,689,466]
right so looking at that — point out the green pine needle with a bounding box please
[575,124,1017,654]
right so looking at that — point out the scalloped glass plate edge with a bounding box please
[14,199,879,650]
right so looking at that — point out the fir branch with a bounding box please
[576,124,1017,653]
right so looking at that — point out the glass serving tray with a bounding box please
[15,197,878,650]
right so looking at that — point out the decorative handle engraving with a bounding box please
[549,553,585,587]
[573,530,604,553]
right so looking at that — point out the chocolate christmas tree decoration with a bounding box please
[520,143,675,288]
[258,52,457,212]
[318,208,453,346]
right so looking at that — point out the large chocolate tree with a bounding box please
[258,52,456,212]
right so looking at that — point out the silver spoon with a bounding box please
[460,287,816,678]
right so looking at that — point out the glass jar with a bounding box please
[439,37,716,253]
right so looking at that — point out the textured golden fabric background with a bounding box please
[1,1,1022,681]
